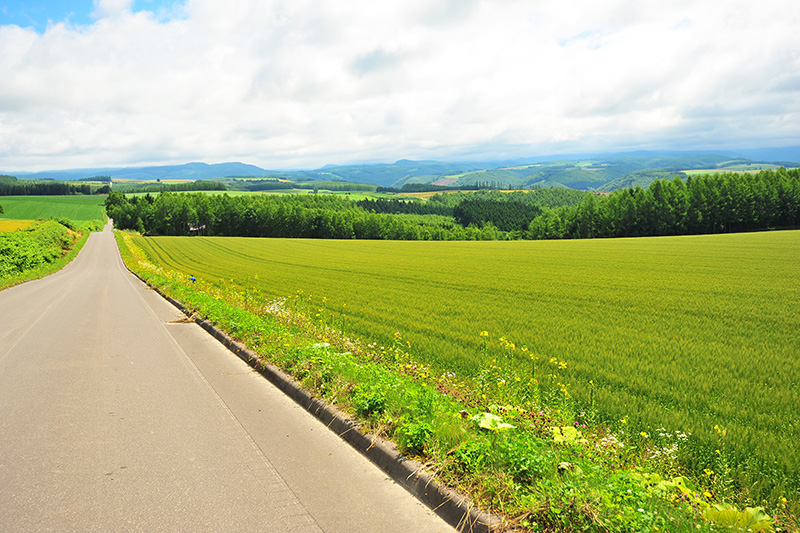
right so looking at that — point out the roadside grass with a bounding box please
[0,219,94,290]
[116,230,797,532]
[127,231,800,511]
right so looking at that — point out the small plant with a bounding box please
[352,384,388,418]
[396,418,433,456]
[703,504,774,532]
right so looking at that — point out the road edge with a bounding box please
[130,271,506,533]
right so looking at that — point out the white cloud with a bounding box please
[92,0,136,19]
[0,0,799,171]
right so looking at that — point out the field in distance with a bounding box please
[0,195,107,223]
[0,220,37,232]
[131,230,800,495]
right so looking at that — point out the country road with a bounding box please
[0,223,455,532]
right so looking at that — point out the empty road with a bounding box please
[0,223,455,532]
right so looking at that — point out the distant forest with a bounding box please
[113,180,226,194]
[105,169,800,240]
[0,175,225,196]
[106,191,505,240]
[0,175,109,196]
[527,168,800,239]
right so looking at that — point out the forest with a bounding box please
[105,169,800,241]
[112,180,226,194]
[527,167,800,239]
[0,175,108,196]
[105,191,504,240]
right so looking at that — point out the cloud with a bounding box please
[0,0,799,171]
[92,0,135,19]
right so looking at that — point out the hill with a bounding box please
[4,148,798,191]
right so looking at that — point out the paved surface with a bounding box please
[0,222,455,532]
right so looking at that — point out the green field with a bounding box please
[130,231,800,499]
[683,164,786,176]
[0,195,107,223]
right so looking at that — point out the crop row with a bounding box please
[131,230,800,501]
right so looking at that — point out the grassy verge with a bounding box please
[127,232,800,506]
[0,219,100,291]
[115,231,796,533]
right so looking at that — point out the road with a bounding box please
[0,223,455,532]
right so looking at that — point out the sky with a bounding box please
[1,0,799,172]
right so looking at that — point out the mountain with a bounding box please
[4,148,798,190]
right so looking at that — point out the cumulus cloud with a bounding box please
[0,0,799,171]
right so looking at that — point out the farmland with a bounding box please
[0,220,36,232]
[129,230,800,505]
[0,195,107,223]
[0,196,106,289]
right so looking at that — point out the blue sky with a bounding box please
[1,1,94,29]
[1,0,798,171]
[0,1,176,30]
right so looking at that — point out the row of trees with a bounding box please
[0,180,108,196]
[105,169,800,241]
[376,183,485,193]
[527,168,800,239]
[453,199,541,231]
[113,180,226,194]
[427,187,588,209]
[105,191,505,240]
[356,198,453,216]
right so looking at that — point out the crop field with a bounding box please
[130,230,800,497]
[683,164,789,176]
[0,195,107,223]
[0,220,36,232]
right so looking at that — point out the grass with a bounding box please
[117,230,799,531]
[127,232,800,506]
[682,165,787,176]
[0,220,92,290]
[0,195,106,289]
[0,195,107,223]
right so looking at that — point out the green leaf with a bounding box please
[551,426,588,444]
[703,504,774,532]
[470,412,515,432]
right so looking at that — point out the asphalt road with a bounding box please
[0,222,455,532]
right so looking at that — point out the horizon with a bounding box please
[4,145,800,177]
[2,1,799,172]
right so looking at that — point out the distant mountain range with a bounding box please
[4,147,799,191]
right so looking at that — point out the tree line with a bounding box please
[105,169,800,241]
[113,180,226,194]
[376,183,486,193]
[526,168,800,239]
[0,180,109,196]
[453,199,542,231]
[105,191,505,240]
[355,198,453,216]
